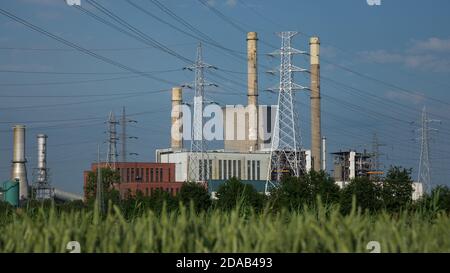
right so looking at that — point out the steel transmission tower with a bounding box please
[371,132,385,180]
[265,32,309,193]
[106,111,119,169]
[120,106,138,163]
[417,106,439,193]
[185,43,216,182]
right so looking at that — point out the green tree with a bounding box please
[215,177,264,211]
[269,171,340,210]
[340,176,382,214]
[178,182,211,211]
[382,166,414,211]
[308,171,341,205]
[147,188,178,213]
[430,185,450,212]
[85,168,121,205]
[269,176,310,210]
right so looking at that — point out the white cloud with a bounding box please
[321,45,338,59]
[205,0,238,8]
[226,0,237,7]
[410,37,450,53]
[358,50,403,64]
[385,90,425,105]
[358,38,450,72]
[19,0,61,6]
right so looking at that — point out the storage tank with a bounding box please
[2,179,20,207]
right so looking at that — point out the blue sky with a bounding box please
[0,0,449,194]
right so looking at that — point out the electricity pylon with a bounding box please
[417,106,439,193]
[265,31,309,194]
[106,111,119,169]
[185,43,216,182]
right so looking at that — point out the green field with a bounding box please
[1,204,450,253]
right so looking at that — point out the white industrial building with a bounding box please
[156,148,311,183]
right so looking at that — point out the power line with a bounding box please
[0,68,181,75]
[83,0,192,64]
[0,7,176,85]
[0,88,169,98]
[0,43,195,52]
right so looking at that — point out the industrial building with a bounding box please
[0,125,82,206]
[331,150,424,200]
[83,162,183,199]
[155,32,313,192]
[332,150,374,188]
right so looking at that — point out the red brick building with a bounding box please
[83,162,183,199]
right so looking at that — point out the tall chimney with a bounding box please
[11,125,28,200]
[37,134,48,183]
[322,136,326,171]
[310,37,321,171]
[247,31,259,151]
[171,86,183,151]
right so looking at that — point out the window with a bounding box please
[141,168,144,182]
[228,160,232,180]
[219,160,222,180]
[247,160,251,180]
[131,168,135,182]
[146,168,149,182]
[160,168,163,182]
[155,168,159,182]
[232,160,236,178]
[252,160,256,180]
[224,160,227,180]
[209,160,212,180]
[126,168,130,182]
[238,161,242,179]
[150,168,154,182]
[257,161,261,180]
[168,167,171,182]
[198,160,202,180]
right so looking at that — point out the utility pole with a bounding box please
[265,31,309,194]
[120,106,137,163]
[184,43,217,183]
[121,107,127,163]
[96,144,104,214]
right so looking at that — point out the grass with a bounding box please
[1,203,450,253]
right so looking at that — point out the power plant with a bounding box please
[1,31,424,205]
[156,31,314,196]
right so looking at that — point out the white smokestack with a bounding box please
[11,125,28,200]
[247,31,259,151]
[37,134,48,183]
[322,137,326,171]
[171,86,183,151]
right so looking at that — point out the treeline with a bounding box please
[2,166,450,217]
[86,166,450,216]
